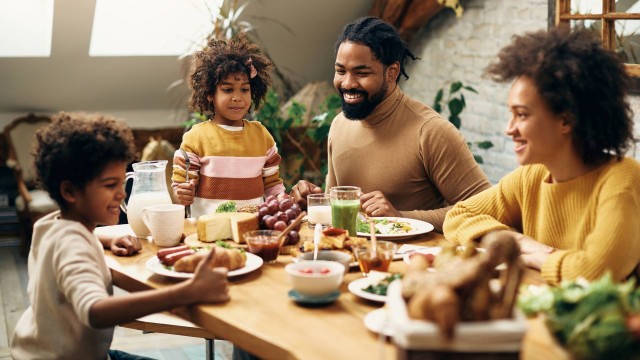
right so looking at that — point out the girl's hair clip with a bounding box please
[245,57,258,79]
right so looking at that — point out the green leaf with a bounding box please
[473,154,484,164]
[433,89,444,107]
[448,98,464,117]
[461,93,466,107]
[434,103,442,113]
[449,114,461,129]
[450,81,462,94]
[476,141,494,149]
[464,85,478,94]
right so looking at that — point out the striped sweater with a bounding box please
[444,157,640,285]
[172,120,285,216]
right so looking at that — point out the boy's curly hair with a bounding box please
[485,27,635,164]
[188,33,272,117]
[34,112,137,209]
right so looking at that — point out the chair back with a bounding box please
[4,113,51,188]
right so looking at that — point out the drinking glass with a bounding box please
[329,186,361,236]
[307,193,332,229]
[353,241,397,276]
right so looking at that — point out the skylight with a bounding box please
[89,0,217,57]
[0,0,54,57]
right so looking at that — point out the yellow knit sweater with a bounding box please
[444,157,640,285]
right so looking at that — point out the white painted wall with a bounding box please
[402,0,640,184]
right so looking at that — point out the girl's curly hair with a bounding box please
[188,33,272,117]
[34,112,137,209]
[485,27,635,164]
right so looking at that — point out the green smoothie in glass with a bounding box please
[331,200,360,236]
[329,186,361,236]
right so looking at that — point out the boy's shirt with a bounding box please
[11,211,114,360]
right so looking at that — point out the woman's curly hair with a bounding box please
[485,27,635,164]
[34,112,137,209]
[188,33,272,117]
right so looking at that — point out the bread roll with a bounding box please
[173,247,247,273]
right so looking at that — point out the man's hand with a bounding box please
[174,179,197,206]
[360,191,401,217]
[110,235,142,256]
[290,180,323,209]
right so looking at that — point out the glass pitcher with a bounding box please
[121,160,173,237]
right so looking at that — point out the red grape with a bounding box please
[290,203,301,216]
[267,200,279,215]
[258,206,269,218]
[286,230,300,245]
[284,208,296,221]
[273,220,287,231]
[276,193,289,201]
[279,198,293,212]
[287,218,301,231]
[276,211,289,222]
[265,195,277,203]
[263,215,277,229]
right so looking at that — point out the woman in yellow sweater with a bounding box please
[443,27,640,285]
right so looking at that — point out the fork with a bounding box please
[179,148,191,218]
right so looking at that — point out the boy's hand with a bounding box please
[110,235,142,256]
[174,179,197,206]
[190,248,230,303]
[290,180,323,209]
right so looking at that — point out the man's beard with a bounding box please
[340,82,388,120]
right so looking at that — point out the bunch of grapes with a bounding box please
[258,193,302,245]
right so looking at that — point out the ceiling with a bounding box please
[0,0,371,114]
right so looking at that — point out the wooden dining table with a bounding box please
[97,222,547,360]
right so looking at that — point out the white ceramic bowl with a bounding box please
[294,250,352,274]
[284,260,345,298]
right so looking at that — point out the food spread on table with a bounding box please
[401,231,523,339]
[362,271,402,296]
[157,241,247,273]
[357,217,412,234]
[518,273,640,358]
[289,227,369,262]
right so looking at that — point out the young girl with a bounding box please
[172,34,285,216]
[443,28,640,285]
[11,112,230,360]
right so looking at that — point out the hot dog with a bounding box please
[157,245,190,262]
[161,249,196,266]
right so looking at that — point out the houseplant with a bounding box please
[433,81,493,163]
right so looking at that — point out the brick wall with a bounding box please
[402,0,640,184]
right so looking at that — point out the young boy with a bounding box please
[11,112,230,360]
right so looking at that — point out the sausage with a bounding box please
[161,249,196,266]
[157,245,190,261]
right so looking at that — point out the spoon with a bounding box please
[179,148,191,218]
[313,223,323,261]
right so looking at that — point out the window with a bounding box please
[556,0,640,76]
[89,0,216,57]
[0,0,54,57]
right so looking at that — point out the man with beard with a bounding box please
[290,16,490,231]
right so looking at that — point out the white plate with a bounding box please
[145,252,263,279]
[348,277,389,303]
[357,217,434,240]
[363,308,393,337]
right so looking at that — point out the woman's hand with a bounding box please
[174,179,197,206]
[188,249,230,303]
[290,180,323,209]
[514,232,555,270]
[109,235,142,256]
[360,191,402,218]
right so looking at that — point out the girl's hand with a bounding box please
[290,180,323,209]
[110,235,142,256]
[514,232,554,270]
[360,191,402,218]
[188,249,230,303]
[174,179,197,206]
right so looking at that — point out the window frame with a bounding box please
[555,0,640,77]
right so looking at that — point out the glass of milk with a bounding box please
[307,193,332,229]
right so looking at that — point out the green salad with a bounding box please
[362,273,402,296]
[518,273,640,359]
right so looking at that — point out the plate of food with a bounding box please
[403,246,507,271]
[363,308,393,337]
[145,244,263,279]
[348,272,402,303]
[356,217,434,240]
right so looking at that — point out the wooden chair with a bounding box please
[3,113,59,255]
